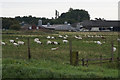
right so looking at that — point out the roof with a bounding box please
[81,20,120,27]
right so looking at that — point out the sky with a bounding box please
[0,0,120,20]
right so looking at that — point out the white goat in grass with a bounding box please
[10,40,14,43]
[96,41,102,45]
[51,47,59,51]
[51,36,55,39]
[78,37,82,40]
[75,36,78,39]
[16,37,19,39]
[65,35,68,38]
[13,43,19,46]
[18,41,24,45]
[36,41,42,44]
[47,36,51,39]
[1,41,6,45]
[63,37,67,39]
[53,41,60,45]
[117,38,120,42]
[113,47,117,52]
[63,40,68,43]
[34,38,39,42]
[47,40,52,45]
[59,35,63,38]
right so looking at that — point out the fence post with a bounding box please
[86,59,88,67]
[100,55,102,66]
[82,58,85,66]
[70,51,79,66]
[27,38,31,60]
[69,39,72,65]
[111,41,114,61]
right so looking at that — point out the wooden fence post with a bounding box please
[27,38,31,60]
[69,39,72,65]
[70,51,79,66]
[82,58,85,66]
[111,41,114,61]
[86,59,88,67]
[100,55,102,66]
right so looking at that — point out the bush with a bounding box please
[10,24,21,30]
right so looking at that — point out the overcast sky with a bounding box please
[0,0,120,20]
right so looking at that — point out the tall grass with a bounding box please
[2,30,119,78]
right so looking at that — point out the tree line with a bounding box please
[2,8,90,30]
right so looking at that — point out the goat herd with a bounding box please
[0,34,119,51]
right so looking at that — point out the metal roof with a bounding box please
[81,20,120,27]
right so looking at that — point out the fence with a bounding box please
[80,57,120,67]
[69,40,120,66]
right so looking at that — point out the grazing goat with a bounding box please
[13,43,19,46]
[113,47,117,52]
[1,41,6,45]
[58,35,63,38]
[47,41,52,45]
[117,38,120,41]
[51,36,55,39]
[65,35,68,37]
[36,41,42,44]
[47,36,51,39]
[63,40,68,43]
[16,37,19,39]
[51,47,59,51]
[52,41,60,45]
[63,37,67,39]
[78,37,82,40]
[34,38,39,42]
[96,41,102,45]
[10,40,14,43]
[18,41,24,45]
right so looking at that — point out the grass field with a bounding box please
[1,30,119,78]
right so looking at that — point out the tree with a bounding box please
[59,8,90,23]
[10,24,21,30]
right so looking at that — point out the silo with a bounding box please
[64,21,68,25]
[47,23,50,27]
[38,20,42,26]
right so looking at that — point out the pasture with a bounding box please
[1,30,119,78]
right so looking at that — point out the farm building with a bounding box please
[21,24,31,30]
[80,20,120,31]
[55,24,75,31]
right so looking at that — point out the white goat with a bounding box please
[47,40,52,45]
[63,37,67,39]
[1,41,6,45]
[36,41,42,44]
[117,38,120,42]
[78,37,82,40]
[59,35,63,38]
[18,41,24,45]
[51,47,59,51]
[51,36,55,39]
[75,36,78,39]
[65,35,68,37]
[13,43,19,46]
[63,40,68,43]
[96,41,102,45]
[10,40,14,43]
[53,41,60,45]
[16,37,19,39]
[113,47,117,52]
[34,38,39,42]
[47,36,51,39]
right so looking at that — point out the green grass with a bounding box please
[2,58,118,78]
[1,30,119,78]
